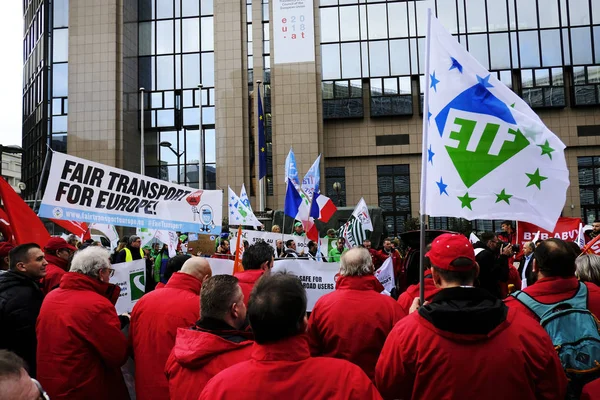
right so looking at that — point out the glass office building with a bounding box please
[22,0,600,236]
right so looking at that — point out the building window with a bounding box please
[573,66,600,106]
[521,68,565,108]
[578,156,600,224]
[325,167,346,207]
[322,80,363,119]
[377,164,411,237]
[370,77,412,117]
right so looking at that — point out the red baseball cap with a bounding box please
[426,233,476,271]
[45,237,77,252]
[0,242,14,258]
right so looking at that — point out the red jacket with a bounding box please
[234,269,266,306]
[396,270,441,318]
[36,273,128,400]
[199,334,382,400]
[165,323,254,399]
[504,276,600,319]
[129,272,203,400]
[376,288,567,400]
[582,377,600,400]
[307,275,403,380]
[40,253,68,295]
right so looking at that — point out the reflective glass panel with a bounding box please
[53,28,68,62]
[519,31,540,68]
[186,129,200,161]
[203,106,215,125]
[517,0,538,29]
[569,0,590,25]
[465,0,486,33]
[369,41,389,77]
[52,63,68,97]
[341,42,361,79]
[201,0,213,16]
[594,0,600,24]
[339,6,359,41]
[320,8,339,42]
[54,0,69,28]
[157,109,174,127]
[384,78,398,95]
[468,34,489,68]
[540,30,562,67]
[572,27,593,65]
[489,33,510,69]
[562,29,571,65]
[201,17,214,51]
[139,22,153,56]
[182,0,199,17]
[182,19,199,53]
[160,131,178,163]
[367,4,387,40]
[52,116,67,133]
[157,0,173,19]
[183,107,199,126]
[390,39,410,75]
[595,27,600,64]
[156,20,174,54]
[359,5,367,40]
[416,0,433,36]
[182,54,200,88]
[437,0,458,34]
[205,129,216,163]
[201,53,214,86]
[539,0,560,28]
[487,0,507,31]
[156,56,174,90]
[388,2,409,37]
[322,44,341,80]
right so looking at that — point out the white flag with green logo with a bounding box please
[421,13,569,232]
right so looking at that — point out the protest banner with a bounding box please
[110,259,146,315]
[517,217,581,244]
[204,258,338,311]
[38,152,222,234]
[229,229,310,255]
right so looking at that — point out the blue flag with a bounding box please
[284,148,299,185]
[258,86,267,180]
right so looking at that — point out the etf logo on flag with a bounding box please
[421,12,569,232]
[129,271,146,301]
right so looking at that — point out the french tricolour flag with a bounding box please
[310,192,337,223]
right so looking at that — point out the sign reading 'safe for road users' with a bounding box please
[38,152,223,234]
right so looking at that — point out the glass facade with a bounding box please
[578,156,600,224]
[138,0,216,189]
[377,164,411,237]
[325,166,346,206]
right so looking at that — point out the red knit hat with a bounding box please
[426,233,476,271]
[45,237,77,252]
[0,242,14,258]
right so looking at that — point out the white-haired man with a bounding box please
[308,247,403,380]
[36,247,130,400]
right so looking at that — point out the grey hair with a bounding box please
[524,241,535,251]
[69,247,111,278]
[575,254,600,286]
[339,248,373,277]
[128,235,141,245]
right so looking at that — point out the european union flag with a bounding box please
[258,85,267,180]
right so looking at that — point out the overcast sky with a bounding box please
[0,3,23,147]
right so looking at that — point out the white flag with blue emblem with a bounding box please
[421,12,569,232]
[227,186,262,228]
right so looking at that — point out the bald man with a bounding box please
[0,350,46,400]
[129,256,212,400]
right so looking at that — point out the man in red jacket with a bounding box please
[165,274,253,399]
[199,273,382,400]
[375,233,567,400]
[129,256,212,400]
[36,247,129,400]
[308,247,403,380]
[41,237,76,294]
[234,240,273,306]
[505,238,600,319]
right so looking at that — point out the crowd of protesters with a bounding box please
[0,221,600,399]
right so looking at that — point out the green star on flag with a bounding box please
[526,168,548,189]
[538,140,555,159]
[421,13,569,231]
[495,189,512,204]
[458,192,476,210]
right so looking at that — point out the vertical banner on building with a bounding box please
[110,259,146,315]
[272,0,315,64]
[38,152,222,234]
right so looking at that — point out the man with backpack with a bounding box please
[505,238,600,397]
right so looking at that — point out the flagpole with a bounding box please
[419,8,433,305]
[257,80,266,212]
[33,146,53,212]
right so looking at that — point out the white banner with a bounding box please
[38,152,222,234]
[272,0,315,64]
[111,259,146,315]
[205,258,338,311]
[229,229,310,256]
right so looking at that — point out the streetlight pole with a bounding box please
[140,87,145,175]
[333,182,342,207]
[198,83,204,189]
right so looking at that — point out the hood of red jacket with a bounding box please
[59,272,121,305]
[172,326,253,368]
[335,275,385,292]
[418,286,509,342]
[234,269,265,284]
[44,253,69,271]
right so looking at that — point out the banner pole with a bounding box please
[33,146,53,213]
[419,8,433,306]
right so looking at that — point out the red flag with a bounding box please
[51,219,91,240]
[581,234,600,256]
[233,226,244,274]
[0,208,14,243]
[0,177,50,247]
